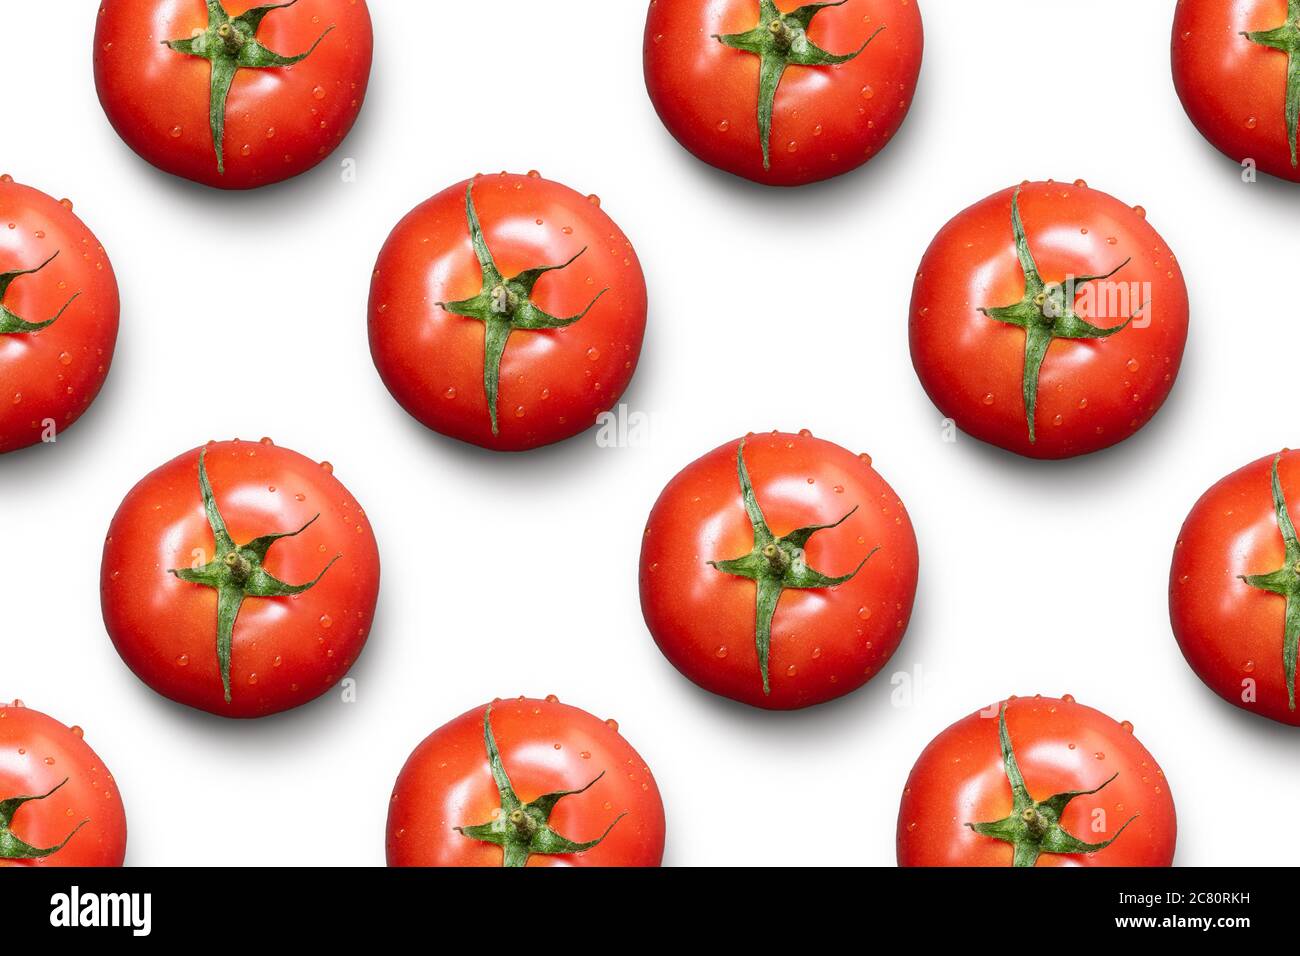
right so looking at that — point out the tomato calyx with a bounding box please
[166,449,340,704]
[453,704,625,867]
[1242,0,1300,168]
[0,252,80,335]
[1238,454,1300,712]
[707,439,876,695]
[0,779,88,860]
[713,0,884,170]
[977,187,1141,444]
[162,0,334,176]
[965,703,1137,867]
[437,183,608,436]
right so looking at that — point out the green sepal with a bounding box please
[707,440,876,695]
[964,703,1138,866]
[1243,0,1300,167]
[453,704,625,867]
[0,252,80,335]
[436,183,608,436]
[163,0,333,175]
[0,780,88,860]
[978,188,1138,443]
[1239,453,1300,711]
[167,449,339,703]
[713,0,883,169]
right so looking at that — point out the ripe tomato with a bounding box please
[100,439,381,718]
[0,701,127,868]
[1173,0,1300,183]
[643,0,924,186]
[386,697,666,867]
[898,696,1177,867]
[94,0,373,189]
[0,178,119,455]
[369,172,648,451]
[1170,450,1300,726]
[639,431,918,710]
[910,181,1189,459]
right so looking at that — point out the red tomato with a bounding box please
[1171,450,1300,726]
[1173,0,1300,183]
[643,0,924,186]
[910,181,1189,459]
[0,701,127,868]
[100,439,381,718]
[386,697,666,867]
[94,0,373,189]
[0,178,119,454]
[639,431,918,710]
[897,696,1177,867]
[369,172,648,451]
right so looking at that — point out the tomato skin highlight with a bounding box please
[0,180,119,455]
[909,181,1189,459]
[0,702,128,868]
[639,431,918,710]
[897,696,1177,867]
[643,0,923,186]
[100,439,381,718]
[386,697,666,867]
[93,0,373,190]
[369,172,648,452]
[1173,0,1300,183]
[1171,450,1300,726]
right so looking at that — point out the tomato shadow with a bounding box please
[103,70,384,209]
[1173,671,1300,752]
[943,332,1200,485]
[649,53,933,217]
[1180,134,1300,208]
[656,566,940,739]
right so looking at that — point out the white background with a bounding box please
[2,0,1297,867]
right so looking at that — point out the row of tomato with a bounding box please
[3,0,1297,867]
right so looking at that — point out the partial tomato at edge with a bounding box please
[1171,449,1300,726]
[910,180,1189,459]
[100,439,381,718]
[0,701,128,868]
[386,697,666,867]
[369,172,648,451]
[640,430,919,710]
[897,696,1177,867]
[94,0,374,189]
[1172,0,1300,183]
[0,178,119,454]
[644,0,924,186]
